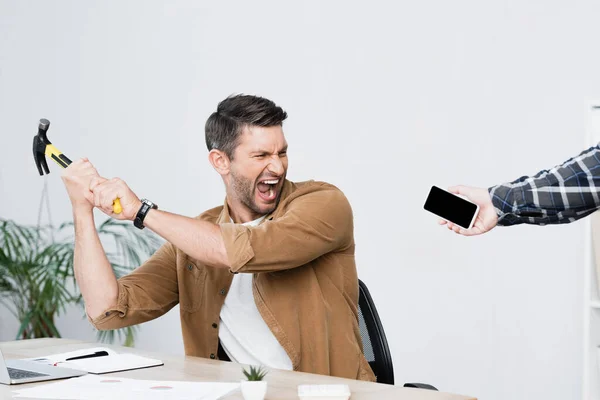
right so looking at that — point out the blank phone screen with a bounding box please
[423,186,478,228]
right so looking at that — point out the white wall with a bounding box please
[1,1,600,399]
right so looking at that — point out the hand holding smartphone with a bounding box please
[423,185,480,230]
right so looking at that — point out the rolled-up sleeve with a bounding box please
[88,242,179,330]
[220,186,354,274]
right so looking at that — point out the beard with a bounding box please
[230,169,279,216]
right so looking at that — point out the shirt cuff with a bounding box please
[219,223,255,273]
[86,286,128,329]
[488,184,522,226]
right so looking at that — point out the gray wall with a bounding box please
[2,1,600,399]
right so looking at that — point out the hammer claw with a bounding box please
[39,155,49,175]
[33,137,49,175]
[32,118,122,214]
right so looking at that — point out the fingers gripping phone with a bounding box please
[423,186,480,230]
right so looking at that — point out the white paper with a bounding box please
[23,347,163,374]
[12,374,240,400]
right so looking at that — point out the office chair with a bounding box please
[357,279,437,390]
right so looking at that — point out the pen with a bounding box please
[65,351,109,361]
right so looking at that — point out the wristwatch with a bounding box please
[134,198,158,230]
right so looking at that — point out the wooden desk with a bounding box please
[0,338,476,400]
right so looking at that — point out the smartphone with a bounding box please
[423,185,480,230]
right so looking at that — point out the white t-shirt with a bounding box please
[218,216,293,370]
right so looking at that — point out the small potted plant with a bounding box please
[240,365,268,400]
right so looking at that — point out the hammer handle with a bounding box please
[45,144,123,214]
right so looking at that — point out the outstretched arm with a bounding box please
[90,178,352,274]
[88,176,229,269]
[442,144,600,235]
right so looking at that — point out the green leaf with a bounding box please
[39,312,61,338]
[242,365,268,381]
[16,310,34,339]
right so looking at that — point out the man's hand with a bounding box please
[439,185,498,236]
[89,176,142,221]
[60,158,99,212]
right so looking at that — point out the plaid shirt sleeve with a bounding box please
[489,144,600,226]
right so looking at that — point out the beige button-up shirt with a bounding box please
[90,180,376,382]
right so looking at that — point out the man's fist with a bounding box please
[89,176,142,221]
[60,158,99,211]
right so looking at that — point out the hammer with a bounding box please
[33,118,123,214]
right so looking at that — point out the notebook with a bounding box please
[22,347,163,374]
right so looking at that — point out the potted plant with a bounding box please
[0,217,160,346]
[240,365,268,400]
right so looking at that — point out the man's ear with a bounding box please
[208,149,230,176]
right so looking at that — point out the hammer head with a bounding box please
[33,118,51,175]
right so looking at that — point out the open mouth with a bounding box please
[256,178,280,202]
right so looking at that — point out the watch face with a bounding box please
[146,199,157,209]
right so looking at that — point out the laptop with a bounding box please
[0,347,87,385]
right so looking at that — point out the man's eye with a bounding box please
[279,151,287,156]
[254,154,266,158]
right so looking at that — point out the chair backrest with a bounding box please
[357,279,394,385]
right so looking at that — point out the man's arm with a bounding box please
[90,178,352,274]
[142,210,229,269]
[72,208,119,320]
[441,144,600,236]
[489,144,600,226]
[88,241,180,331]
[89,176,230,269]
[219,184,354,273]
[63,160,180,327]
[60,159,119,319]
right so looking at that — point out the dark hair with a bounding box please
[205,94,288,159]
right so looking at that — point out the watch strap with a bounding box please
[134,199,157,229]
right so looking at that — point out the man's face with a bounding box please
[227,125,288,220]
